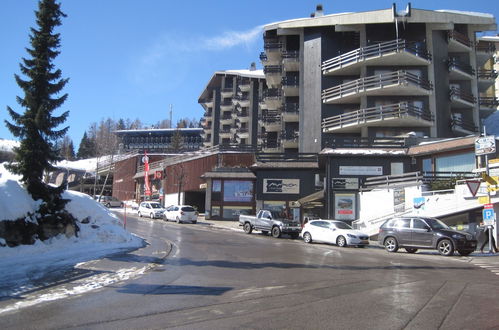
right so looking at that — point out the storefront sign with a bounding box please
[339,166,383,176]
[263,179,300,194]
[334,193,356,220]
[332,178,359,190]
[393,188,405,213]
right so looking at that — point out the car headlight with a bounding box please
[347,234,357,238]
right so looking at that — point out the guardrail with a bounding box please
[324,136,408,148]
[256,152,318,163]
[449,87,476,104]
[447,30,472,48]
[321,70,433,102]
[322,39,431,73]
[322,102,433,132]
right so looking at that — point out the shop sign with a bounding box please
[263,179,300,194]
[339,166,382,176]
[332,178,359,190]
[334,193,356,220]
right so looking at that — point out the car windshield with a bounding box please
[181,207,195,212]
[150,203,162,209]
[424,218,450,230]
[332,222,352,230]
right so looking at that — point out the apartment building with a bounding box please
[198,65,265,148]
[260,4,497,153]
[478,35,499,117]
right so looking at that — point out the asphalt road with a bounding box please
[1,214,499,329]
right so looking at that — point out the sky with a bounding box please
[1,1,498,147]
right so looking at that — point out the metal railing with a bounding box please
[263,88,282,98]
[282,76,299,87]
[284,102,299,113]
[362,172,423,190]
[322,39,431,73]
[479,97,499,108]
[449,87,476,104]
[447,30,472,48]
[476,41,496,53]
[264,41,283,50]
[322,102,433,132]
[450,116,478,133]
[282,50,299,60]
[477,69,498,80]
[264,65,282,74]
[324,137,407,148]
[448,58,475,76]
[321,71,433,102]
[280,130,299,141]
[256,152,318,163]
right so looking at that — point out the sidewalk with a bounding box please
[198,216,243,232]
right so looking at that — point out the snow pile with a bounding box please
[56,157,98,173]
[0,162,144,287]
[0,139,19,152]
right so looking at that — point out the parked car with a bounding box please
[239,210,302,238]
[378,216,477,256]
[96,195,123,208]
[163,205,198,224]
[300,219,369,247]
[138,201,165,219]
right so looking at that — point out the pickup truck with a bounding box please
[239,210,302,238]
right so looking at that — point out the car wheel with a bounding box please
[261,230,269,235]
[457,250,472,256]
[163,214,168,222]
[176,217,181,224]
[384,237,399,252]
[405,248,418,253]
[138,211,142,217]
[150,213,154,219]
[337,235,347,247]
[105,203,111,208]
[271,226,281,238]
[437,239,454,256]
[243,222,252,234]
[303,232,312,243]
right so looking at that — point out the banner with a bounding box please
[143,152,151,196]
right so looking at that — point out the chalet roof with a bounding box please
[407,136,477,156]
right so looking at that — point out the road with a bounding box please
[1,214,499,329]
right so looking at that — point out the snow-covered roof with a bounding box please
[220,69,264,79]
[320,148,407,156]
[435,10,494,19]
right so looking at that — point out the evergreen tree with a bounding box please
[4,0,77,241]
[170,128,184,153]
[77,131,96,159]
[5,0,69,203]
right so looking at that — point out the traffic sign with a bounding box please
[475,136,496,156]
[484,203,494,209]
[483,208,495,226]
[466,180,481,197]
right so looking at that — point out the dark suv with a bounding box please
[378,217,477,256]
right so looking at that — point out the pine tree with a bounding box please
[77,131,96,159]
[4,0,77,240]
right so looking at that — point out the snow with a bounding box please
[435,9,494,18]
[0,162,144,295]
[320,148,407,155]
[0,138,19,152]
[56,157,98,173]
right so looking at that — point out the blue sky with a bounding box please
[1,0,498,146]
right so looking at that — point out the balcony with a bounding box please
[263,88,283,109]
[263,40,283,62]
[235,128,250,142]
[322,71,433,104]
[261,139,282,153]
[220,113,234,125]
[477,69,498,89]
[447,31,472,52]
[203,111,213,120]
[236,110,250,122]
[280,130,299,149]
[233,94,251,107]
[449,87,476,108]
[448,58,475,80]
[451,116,478,135]
[238,78,251,92]
[322,102,434,134]
[264,65,283,87]
[476,41,496,66]
[221,87,234,98]
[220,100,234,111]
[282,51,300,71]
[282,103,299,122]
[259,111,281,132]
[219,128,233,139]
[200,98,213,108]
[282,76,299,96]
[479,97,499,115]
[322,39,431,76]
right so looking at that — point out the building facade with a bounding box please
[260,4,497,153]
[115,128,203,153]
[198,65,265,148]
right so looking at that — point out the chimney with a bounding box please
[315,4,324,17]
[250,62,256,71]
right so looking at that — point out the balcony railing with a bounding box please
[283,102,299,113]
[448,58,475,76]
[324,137,407,148]
[264,65,282,74]
[476,41,496,53]
[259,112,281,124]
[264,41,283,50]
[451,117,477,133]
[282,76,299,87]
[260,52,268,62]
[449,87,476,104]
[322,39,431,73]
[477,69,498,80]
[280,130,299,141]
[263,88,283,98]
[322,102,433,132]
[322,71,433,102]
[282,50,299,60]
[479,97,499,108]
[447,30,472,49]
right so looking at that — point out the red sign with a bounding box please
[144,151,151,196]
[484,203,494,209]
[465,180,481,197]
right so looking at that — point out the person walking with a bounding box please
[479,226,498,253]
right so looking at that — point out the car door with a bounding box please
[165,206,173,220]
[310,221,329,243]
[410,218,433,247]
[258,210,273,231]
[393,218,412,245]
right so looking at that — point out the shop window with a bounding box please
[211,206,220,217]
[435,152,475,172]
[223,180,253,202]
[222,206,253,220]
[212,180,222,201]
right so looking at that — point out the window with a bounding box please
[394,218,410,229]
[412,219,429,230]
[422,158,432,172]
[223,180,253,202]
[435,152,475,172]
[212,180,222,201]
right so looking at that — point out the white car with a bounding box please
[164,205,197,224]
[300,219,369,247]
[137,201,165,219]
[96,196,123,208]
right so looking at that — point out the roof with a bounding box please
[408,136,477,156]
[115,128,202,135]
[297,190,324,205]
[201,171,256,179]
[320,148,407,156]
[251,161,319,169]
[198,69,265,101]
[264,7,496,31]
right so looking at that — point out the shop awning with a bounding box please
[295,190,324,206]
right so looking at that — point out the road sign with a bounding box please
[483,208,495,226]
[466,180,481,197]
[484,203,494,209]
[475,136,496,156]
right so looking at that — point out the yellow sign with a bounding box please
[481,173,498,186]
[489,158,499,164]
[479,196,490,204]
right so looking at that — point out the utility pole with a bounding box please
[169,104,173,128]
